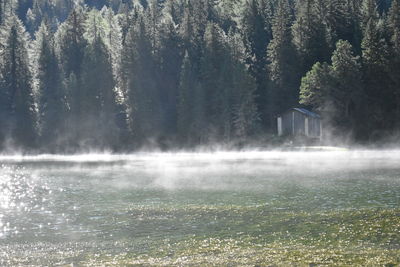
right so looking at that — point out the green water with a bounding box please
[0,152,399,266]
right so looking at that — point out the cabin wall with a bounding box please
[293,111,306,135]
[277,117,283,136]
[308,117,321,138]
[278,110,321,139]
[281,112,294,135]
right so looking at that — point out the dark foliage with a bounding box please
[0,0,399,151]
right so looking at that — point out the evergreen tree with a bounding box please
[0,0,3,24]
[388,0,400,128]
[177,51,200,143]
[34,22,66,149]
[180,0,208,62]
[217,0,242,31]
[163,0,184,25]
[242,0,272,127]
[292,0,331,73]
[146,0,162,50]
[228,30,259,138]
[200,22,231,139]
[323,0,362,51]
[267,0,299,117]
[159,18,184,136]
[100,7,123,81]
[299,62,333,113]
[56,7,87,78]
[25,0,62,34]
[0,16,36,148]
[1,0,18,21]
[330,40,364,134]
[55,7,87,146]
[300,40,364,137]
[361,0,379,30]
[122,14,162,145]
[362,10,393,132]
[81,34,118,148]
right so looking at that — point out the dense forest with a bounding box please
[0,0,399,152]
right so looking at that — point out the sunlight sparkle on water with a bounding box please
[0,151,399,266]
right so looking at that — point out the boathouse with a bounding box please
[277,108,322,139]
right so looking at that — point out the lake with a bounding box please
[0,151,399,266]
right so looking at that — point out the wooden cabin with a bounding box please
[277,108,322,139]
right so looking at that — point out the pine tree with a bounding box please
[181,0,208,63]
[0,16,36,148]
[330,40,364,134]
[177,51,197,143]
[100,7,123,82]
[323,0,362,51]
[55,7,87,146]
[228,30,259,138]
[292,0,331,73]
[388,0,400,128]
[201,22,231,139]
[34,22,66,149]
[299,62,333,113]
[218,0,242,31]
[81,34,118,148]
[84,9,106,43]
[388,0,400,50]
[362,11,393,132]
[1,0,18,22]
[267,0,299,117]
[232,72,259,138]
[300,40,365,138]
[361,0,379,30]
[122,14,162,145]
[146,0,162,50]
[0,0,3,24]
[159,18,184,136]
[242,0,272,127]
[163,0,184,25]
[56,7,87,78]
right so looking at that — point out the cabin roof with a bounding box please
[292,108,321,118]
[278,108,321,118]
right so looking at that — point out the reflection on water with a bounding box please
[0,151,399,265]
[0,165,52,240]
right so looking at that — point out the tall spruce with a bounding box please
[159,19,184,136]
[0,16,36,149]
[300,40,364,138]
[242,0,272,128]
[34,22,66,149]
[56,7,87,78]
[361,2,393,132]
[292,0,331,74]
[330,40,364,135]
[201,22,232,139]
[0,0,3,24]
[122,14,162,145]
[55,7,87,146]
[81,34,118,148]
[388,0,400,128]
[100,7,123,82]
[299,62,333,114]
[267,0,299,117]
[177,51,203,144]
[228,30,259,138]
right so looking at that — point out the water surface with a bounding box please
[1,151,399,265]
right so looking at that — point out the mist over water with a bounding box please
[0,150,399,265]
